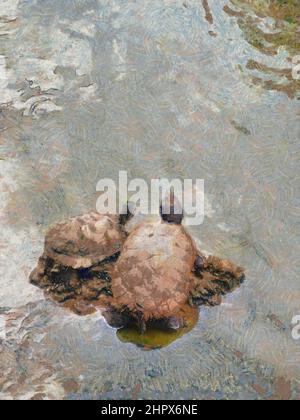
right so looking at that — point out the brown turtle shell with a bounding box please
[44,212,124,269]
[111,218,197,321]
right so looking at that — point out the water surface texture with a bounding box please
[0,0,300,400]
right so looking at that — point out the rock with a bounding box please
[145,367,163,378]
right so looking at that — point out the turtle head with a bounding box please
[160,189,183,225]
[119,201,135,226]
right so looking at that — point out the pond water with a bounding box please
[0,0,299,399]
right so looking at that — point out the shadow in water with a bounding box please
[117,305,199,350]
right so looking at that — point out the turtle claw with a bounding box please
[194,254,204,275]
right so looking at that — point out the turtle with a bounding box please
[30,212,130,313]
[103,195,245,333]
[44,212,124,269]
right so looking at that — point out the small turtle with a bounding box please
[30,212,129,311]
[103,194,242,333]
[44,212,124,269]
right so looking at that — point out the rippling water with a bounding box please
[0,0,299,400]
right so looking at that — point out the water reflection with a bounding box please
[225,0,300,98]
[117,305,199,350]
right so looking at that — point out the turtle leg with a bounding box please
[193,253,205,275]
[190,254,245,307]
[102,308,130,329]
[29,254,48,287]
[204,255,245,285]
[30,254,61,289]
